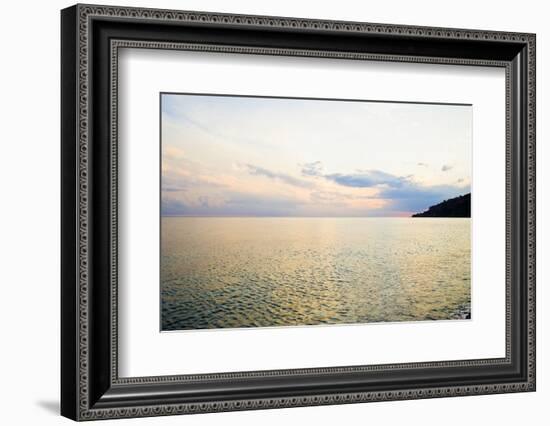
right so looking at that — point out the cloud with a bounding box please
[324,170,407,189]
[162,192,304,217]
[301,162,408,190]
[301,162,469,213]
[245,164,313,188]
[162,174,226,193]
[441,164,453,172]
[163,145,186,161]
[162,198,189,216]
[377,183,469,212]
[301,161,324,177]
[163,186,187,193]
[309,191,352,206]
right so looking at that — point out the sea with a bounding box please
[161,217,471,331]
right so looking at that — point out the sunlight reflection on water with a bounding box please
[161,217,471,331]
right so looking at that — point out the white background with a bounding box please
[119,50,505,376]
[0,0,547,425]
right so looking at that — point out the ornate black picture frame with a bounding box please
[61,4,536,421]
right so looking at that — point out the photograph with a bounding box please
[160,93,472,331]
[57,4,536,420]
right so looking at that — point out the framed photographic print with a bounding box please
[61,4,536,421]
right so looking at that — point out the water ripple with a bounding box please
[161,217,471,330]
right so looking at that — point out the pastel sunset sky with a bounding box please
[161,93,471,217]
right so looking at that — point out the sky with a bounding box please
[161,93,471,217]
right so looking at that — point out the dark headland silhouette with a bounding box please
[412,193,471,218]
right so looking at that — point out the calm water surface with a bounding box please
[161,217,471,331]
